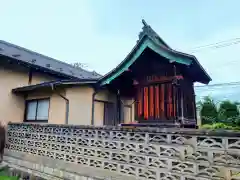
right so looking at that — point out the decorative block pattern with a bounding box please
[5,124,240,180]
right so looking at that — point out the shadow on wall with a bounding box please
[0,122,6,163]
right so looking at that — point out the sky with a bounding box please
[1,0,240,100]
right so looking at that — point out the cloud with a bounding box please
[1,0,240,82]
[0,0,139,76]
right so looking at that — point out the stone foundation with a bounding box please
[3,156,99,180]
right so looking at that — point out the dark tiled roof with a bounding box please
[12,79,97,93]
[0,40,102,79]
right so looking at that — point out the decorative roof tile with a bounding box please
[138,19,170,48]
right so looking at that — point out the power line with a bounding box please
[191,40,240,53]
[179,40,240,90]
[190,38,240,50]
[195,81,240,88]
[187,38,240,53]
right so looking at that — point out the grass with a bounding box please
[201,122,240,131]
[0,168,19,180]
[0,176,18,180]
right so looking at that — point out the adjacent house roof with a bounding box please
[0,40,102,80]
[100,20,212,85]
[12,79,97,93]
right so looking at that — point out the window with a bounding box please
[25,99,50,122]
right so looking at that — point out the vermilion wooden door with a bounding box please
[136,83,175,121]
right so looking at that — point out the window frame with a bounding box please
[24,98,50,123]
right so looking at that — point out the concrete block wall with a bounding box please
[4,123,240,180]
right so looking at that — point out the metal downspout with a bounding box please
[51,84,69,124]
[91,90,98,125]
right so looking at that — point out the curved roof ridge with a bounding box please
[99,20,211,85]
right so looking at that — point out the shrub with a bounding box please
[198,96,218,124]
[218,101,239,124]
[235,116,240,126]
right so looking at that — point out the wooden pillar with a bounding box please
[172,65,177,120]
[192,86,197,125]
[116,90,120,125]
[116,89,123,124]
[180,89,184,123]
[177,79,185,125]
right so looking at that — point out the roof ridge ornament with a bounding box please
[142,19,149,27]
[138,19,158,42]
[138,19,170,48]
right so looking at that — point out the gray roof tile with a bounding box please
[0,40,101,79]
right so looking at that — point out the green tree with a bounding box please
[197,96,218,124]
[218,100,240,125]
